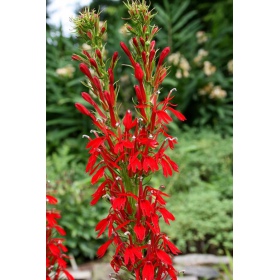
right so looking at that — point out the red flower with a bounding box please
[143,261,154,280]
[97,238,114,258]
[124,245,143,265]
[134,223,146,241]
[156,249,173,265]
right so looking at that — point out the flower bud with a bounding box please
[158,47,170,67]
[87,30,92,39]
[79,63,92,79]
[72,54,82,61]
[83,50,91,59]
[95,49,102,60]
[134,63,144,81]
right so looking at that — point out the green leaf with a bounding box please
[172,0,190,23]
[172,10,197,33]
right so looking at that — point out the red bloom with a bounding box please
[156,249,173,265]
[46,195,57,204]
[124,245,143,265]
[97,238,114,258]
[134,223,146,241]
[158,207,175,225]
[143,261,154,280]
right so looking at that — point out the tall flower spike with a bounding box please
[71,2,186,279]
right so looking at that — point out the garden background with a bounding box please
[46,0,233,269]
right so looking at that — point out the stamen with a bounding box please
[115,122,120,127]
[124,231,130,236]
[102,194,111,200]
[170,88,177,92]
[82,135,90,139]
[132,135,136,139]
[148,134,153,139]
[157,90,161,94]
[116,176,122,181]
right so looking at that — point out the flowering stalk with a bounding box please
[46,191,74,280]
[71,1,186,279]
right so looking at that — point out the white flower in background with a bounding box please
[102,48,108,60]
[56,64,75,78]
[168,52,181,66]
[196,31,208,44]
[198,49,209,57]
[175,69,182,79]
[120,74,130,83]
[193,48,209,65]
[179,57,190,73]
[209,86,227,99]
[182,69,190,78]
[227,59,233,74]
[198,82,214,96]
[169,52,191,78]
[90,68,95,76]
[82,43,91,51]
[203,61,216,76]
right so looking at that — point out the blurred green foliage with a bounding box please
[153,0,233,136]
[46,0,232,262]
[155,125,233,255]
[47,145,110,263]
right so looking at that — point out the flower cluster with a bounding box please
[46,192,73,280]
[198,82,227,100]
[56,64,76,78]
[196,31,208,44]
[72,1,186,279]
[168,52,191,79]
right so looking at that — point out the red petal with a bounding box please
[55,225,66,236]
[156,110,172,124]
[75,103,90,116]
[91,166,106,185]
[143,261,154,280]
[156,250,173,265]
[140,200,153,217]
[134,223,146,241]
[167,106,186,121]
[112,196,126,210]
[86,137,105,149]
[46,195,57,204]
[48,244,60,257]
[57,258,67,268]
[158,207,175,224]
[165,239,181,255]
[96,239,114,258]
[161,158,173,177]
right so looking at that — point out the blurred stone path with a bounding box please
[63,254,231,280]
